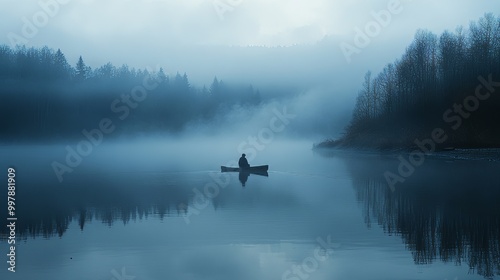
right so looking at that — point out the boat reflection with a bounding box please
[221,166,269,187]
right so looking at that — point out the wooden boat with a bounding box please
[221,165,269,176]
[221,165,268,172]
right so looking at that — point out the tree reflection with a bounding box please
[324,150,500,278]
[0,173,196,239]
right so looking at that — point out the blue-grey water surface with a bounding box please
[1,139,499,279]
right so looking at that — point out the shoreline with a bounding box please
[313,140,500,162]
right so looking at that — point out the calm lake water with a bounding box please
[1,139,500,280]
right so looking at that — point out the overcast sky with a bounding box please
[0,0,495,83]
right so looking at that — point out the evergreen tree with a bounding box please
[75,56,89,81]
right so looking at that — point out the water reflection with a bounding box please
[0,168,273,240]
[220,167,269,187]
[319,150,500,278]
[239,171,250,186]
[3,144,500,279]
[0,172,193,239]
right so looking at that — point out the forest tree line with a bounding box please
[331,13,500,149]
[0,45,262,142]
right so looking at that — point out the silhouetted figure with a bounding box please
[238,154,250,169]
[239,171,250,187]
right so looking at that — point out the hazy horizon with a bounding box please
[1,0,494,86]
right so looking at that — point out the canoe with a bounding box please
[221,165,268,172]
[221,165,269,177]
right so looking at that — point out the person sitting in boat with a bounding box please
[238,154,250,169]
